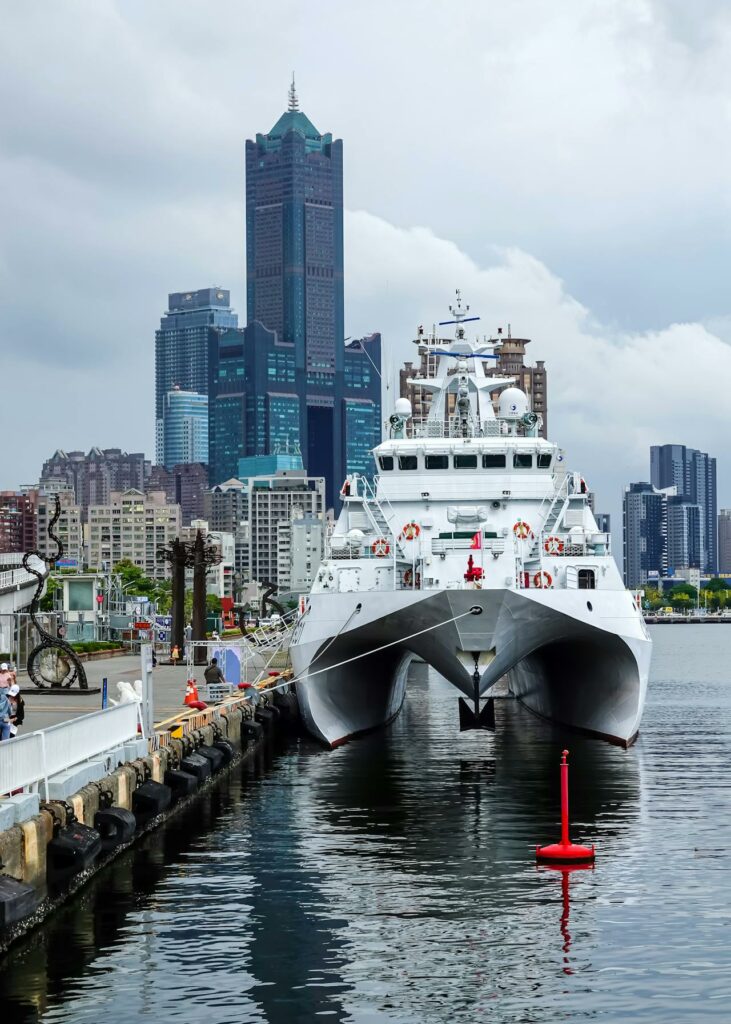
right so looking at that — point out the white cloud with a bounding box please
[1,0,731,529]
[345,209,731,524]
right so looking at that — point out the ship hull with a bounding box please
[290,586,650,748]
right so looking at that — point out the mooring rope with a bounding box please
[261,604,482,696]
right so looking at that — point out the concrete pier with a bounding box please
[0,670,298,953]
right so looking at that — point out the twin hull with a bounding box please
[290,587,651,748]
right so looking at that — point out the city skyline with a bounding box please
[4,5,731,534]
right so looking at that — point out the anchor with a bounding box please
[458,651,495,731]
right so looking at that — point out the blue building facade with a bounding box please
[157,388,209,470]
[155,288,238,423]
[245,86,380,505]
[650,444,717,572]
[238,453,303,479]
[208,322,381,493]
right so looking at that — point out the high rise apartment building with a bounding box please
[400,328,547,438]
[204,478,250,583]
[622,482,667,588]
[157,387,208,470]
[718,509,731,575]
[87,489,180,579]
[0,491,36,553]
[247,470,325,586]
[245,85,380,505]
[37,491,84,567]
[283,514,324,593]
[154,288,237,425]
[650,444,717,572]
[665,495,701,573]
[147,463,209,526]
[40,449,149,520]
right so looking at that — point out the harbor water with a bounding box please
[1,625,730,1023]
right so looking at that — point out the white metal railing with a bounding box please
[0,553,28,568]
[0,567,37,591]
[0,702,142,797]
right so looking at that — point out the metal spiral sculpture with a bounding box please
[259,580,285,619]
[23,494,89,689]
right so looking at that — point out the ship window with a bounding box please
[425,455,449,469]
[513,452,533,469]
[454,454,477,469]
[482,454,506,468]
[378,456,394,471]
[537,453,552,469]
[398,455,418,470]
[578,569,596,590]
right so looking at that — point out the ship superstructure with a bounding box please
[290,296,651,747]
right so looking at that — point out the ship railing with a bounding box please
[345,474,402,552]
[401,419,504,439]
[533,534,611,558]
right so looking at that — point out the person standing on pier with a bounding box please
[204,657,226,686]
[7,685,24,738]
[0,687,11,741]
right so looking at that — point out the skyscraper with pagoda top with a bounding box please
[244,78,379,507]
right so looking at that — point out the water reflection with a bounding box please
[3,628,731,1023]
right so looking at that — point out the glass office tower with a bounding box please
[245,84,380,505]
[209,323,381,497]
[650,444,717,572]
[155,288,238,423]
[157,387,209,470]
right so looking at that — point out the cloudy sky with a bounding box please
[2,0,731,528]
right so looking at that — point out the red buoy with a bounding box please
[536,750,595,863]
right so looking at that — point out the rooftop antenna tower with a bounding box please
[439,289,480,340]
[288,72,299,111]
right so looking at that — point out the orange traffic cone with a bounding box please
[183,679,200,706]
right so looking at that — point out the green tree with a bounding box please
[113,559,168,607]
[155,580,172,614]
[40,574,62,612]
[642,586,663,611]
[667,583,697,601]
[705,577,728,593]
[206,593,222,614]
[669,592,692,612]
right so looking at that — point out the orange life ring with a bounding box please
[513,520,533,540]
[544,535,564,555]
[401,522,421,541]
[371,538,391,557]
[404,569,421,588]
[533,570,553,589]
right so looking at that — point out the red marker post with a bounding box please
[536,750,595,863]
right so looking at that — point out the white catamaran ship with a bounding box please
[290,296,651,748]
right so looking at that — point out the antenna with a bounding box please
[439,289,480,327]
[288,72,298,111]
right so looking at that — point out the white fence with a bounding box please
[0,702,142,797]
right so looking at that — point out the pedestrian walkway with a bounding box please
[19,656,208,731]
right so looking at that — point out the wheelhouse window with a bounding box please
[537,453,552,469]
[378,456,394,471]
[454,454,478,469]
[398,455,418,470]
[425,454,449,469]
[482,454,506,468]
[578,568,596,590]
[513,452,533,469]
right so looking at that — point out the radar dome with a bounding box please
[394,397,412,419]
[346,529,365,545]
[498,387,529,420]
